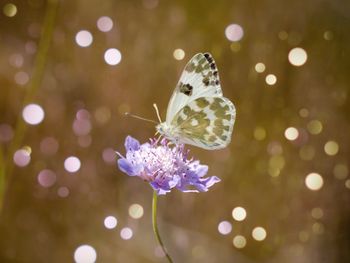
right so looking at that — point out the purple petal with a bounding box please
[195,165,208,177]
[201,176,221,188]
[150,182,171,195]
[125,136,140,151]
[168,175,181,188]
[117,158,142,176]
[181,189,199,193]
[192,182,208,192]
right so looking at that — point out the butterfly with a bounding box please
[156,52,236,150]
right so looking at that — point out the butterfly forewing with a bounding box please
[171,96,236,150]
[166,53,223,124]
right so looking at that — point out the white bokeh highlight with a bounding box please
[232,207,247,221]
[13,149,31,167]
[305,173,324,191]
[252,227,267,241]
[120,227,133,240]
[75,30,93,47]
[104,216,118,229]
[173,48,185,60]
[128,204,144,219]
[104,48,122,65]
[74,244,97,263]
[97,16,113,32]
[64,156,81,173]
[37,169,56,188]
[218,221,232,235]
[22,104,45,125]
[225,24,244,42]
[285,127,299,141]
[288,47,307,66]
[265,74,277,85]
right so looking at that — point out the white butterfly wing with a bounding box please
[170,96,236,150]
[165,53,223,124]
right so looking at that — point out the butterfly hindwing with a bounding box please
[170,96,236,150]
[165,53,223,123]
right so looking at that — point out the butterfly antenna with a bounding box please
[124,112,158,124]
[153,103,162,123]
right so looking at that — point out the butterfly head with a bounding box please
[156,122,179,142]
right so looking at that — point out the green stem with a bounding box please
[152,190,174,263]
[0,0,59,213]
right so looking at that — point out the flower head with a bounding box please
[117,136,220,195]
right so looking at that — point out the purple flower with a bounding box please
[117,136,221,195]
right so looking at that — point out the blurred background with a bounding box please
[0,0,349,262]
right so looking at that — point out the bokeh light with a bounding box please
[9,53,24,68]
[22,104,45,125]
[14,71,29,85]
[173,48,185,60]
[128,204,144,219]
[102,148,116,164]
[143,0,159,9]
[57,187,70,198]
[97,16,113,32]
[307,120,323,135]
[284,127,299,141]
[345,180,350,189]
[3,3,17,17]
[232,207,247,221]
[104,48,122,65]
[324,141,339,156]
[265,74,277,85]
[218,221,232,235]
[255,62,266,73]
[324,31,333,40]
[252,227,267,241]
[305,173,324,191]
[311,207,324,219]
[254,126,266,141]
[278,30,288,40]
[94,107,111,124]
[230,42,241,52]
[288,47,308,66]
[104,216,118,229]
[37,169,56,188]
[73,118,92,136]
[75,30,93,47]
[64,156,81,173]
[225,24,244,42]
[74,245,97,263]
[333,164,348,180]
[25,41,37,54]
[233,235,246,249]
[120,227,133,240]
[299,108,309,118]
[13,149,31,167]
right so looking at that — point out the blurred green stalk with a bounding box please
[0,0,59,212]
[152,191,174,263]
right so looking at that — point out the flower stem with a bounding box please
[152,190,174,263]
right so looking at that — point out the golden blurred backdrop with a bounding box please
[0,0,349,262]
